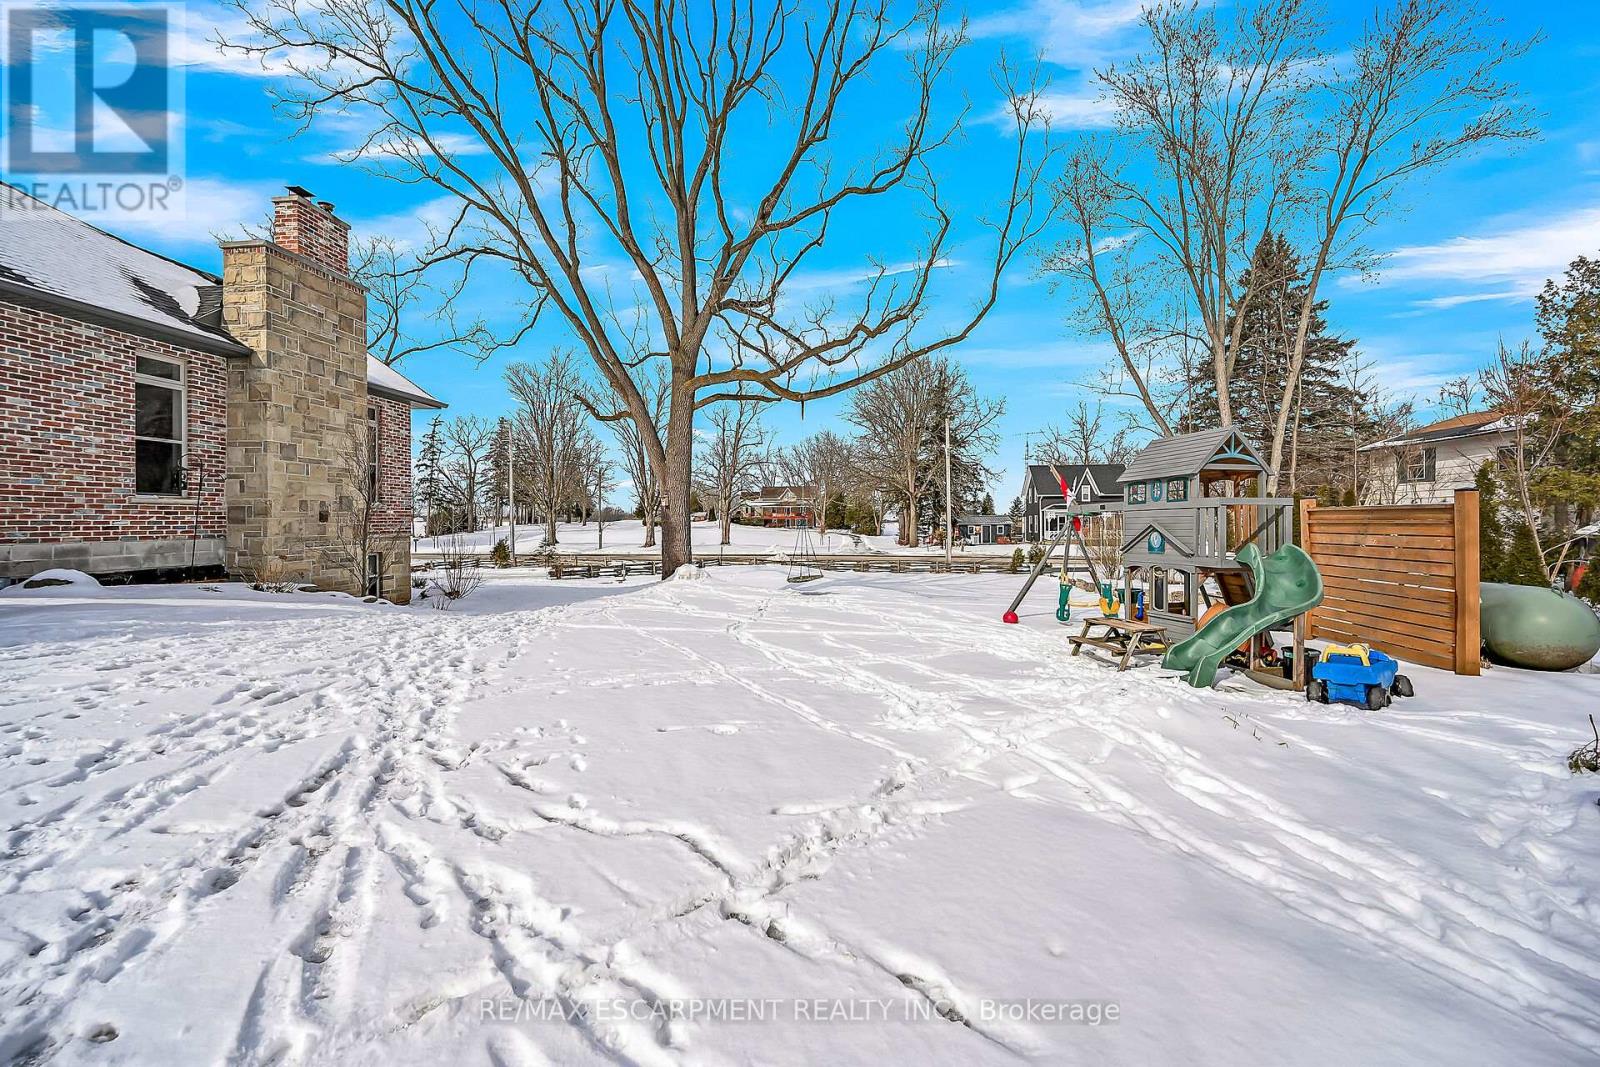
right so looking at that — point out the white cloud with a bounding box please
[1373,204,1600,294]
[966,0,1145,70]
[101,175,283,247]
[1405,290,1527,312]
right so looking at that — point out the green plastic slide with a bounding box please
[1163,543,1324,689]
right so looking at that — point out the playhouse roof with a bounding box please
[1118,427,1266,483]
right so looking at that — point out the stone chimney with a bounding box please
[271,185,349,275]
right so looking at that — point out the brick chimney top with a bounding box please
[272,185,350,276]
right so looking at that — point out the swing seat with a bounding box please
[786,573,823,584]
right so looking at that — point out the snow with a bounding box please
[417,519,1024,557]
[4,569,103,594]
[1,568,1597,1064]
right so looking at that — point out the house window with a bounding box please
[1397,447,1437,484]
[1127,482,1147,504]
[1153,569,1192,617]
[1167,478,1188,502]
[134,355,184,495]
[366,552,384,598]
[366,404,380,501]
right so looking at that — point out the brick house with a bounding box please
[0,184,444,601]
[734,485,818,527]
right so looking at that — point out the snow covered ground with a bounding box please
[415,518,1020,556]
[1,568,1597,1065]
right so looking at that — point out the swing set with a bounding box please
[1001,466,1112,625]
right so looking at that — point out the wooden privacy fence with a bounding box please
[1299,490,1480,675]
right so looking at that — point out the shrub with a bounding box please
[490,538,512,568]
[1008,547,1024,574]
[1026,542,1045,566]
[1569,715,1600,775]
[1500,522,1548,587]
[1475,463,1507,583]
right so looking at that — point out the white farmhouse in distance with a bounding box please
[1359,410,1514,505]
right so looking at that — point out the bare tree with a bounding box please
[351,235,516,367]
[774,430,856,535]
[439,414,496,532]
[506,353,588,546]
[1258,1,1536,489]
[1480,340,1569,569]
[1435,376,1478,419]
[1048,0,1534,484]
[1034,400,1135,465]
[695,401,772,546]
[846,356,1003,546]
[320,418,408,598]
[226,0,1053,577]
[606,365,669,548]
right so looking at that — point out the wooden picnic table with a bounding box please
[1068,616,1170,671]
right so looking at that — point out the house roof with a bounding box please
[1360,410,1512,451]
[367,358,446,410]
[1118,428,1265,482]
[749,485,817,502]
[1024,463,1127,498]
[0,182,445,410]
[0,183,248,355]
[956,513,1010,524]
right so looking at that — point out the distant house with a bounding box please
[955,513,1014,545]
[1359,411,1514,505]
[1020,462,1126,541]
[735,485,818,527]
[0,184,444,599]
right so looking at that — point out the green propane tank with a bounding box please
[1480,582,1600,671]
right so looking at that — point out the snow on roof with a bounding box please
[366,356,445,409]
[0,183,246,353]
[1360,410,1515,451]
[0,183,445,410]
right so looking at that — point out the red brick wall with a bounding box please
[370,393,414,537]
[0,299,228,545]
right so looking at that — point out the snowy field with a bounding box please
[1,568,1598,1065]
[415,518,1021,557]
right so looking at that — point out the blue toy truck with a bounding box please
[1307,643,1414,710]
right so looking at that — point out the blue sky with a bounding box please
[16,0,1600,506]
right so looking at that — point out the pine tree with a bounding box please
[415,416,445,536]
[1475,463,1507,584]
[1501,522,1548,587]
[1182,234,1366,493]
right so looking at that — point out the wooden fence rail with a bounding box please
[1300,489,1480,675]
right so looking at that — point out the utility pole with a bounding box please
[597,478,605,551]
[506,419,516,561]
[944,415,953,569]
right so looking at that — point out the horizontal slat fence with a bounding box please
[1300,490,1479,675]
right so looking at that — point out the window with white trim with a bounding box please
[1396,446,1437,484]
[135,355,185,495]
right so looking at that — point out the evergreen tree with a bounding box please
[415,416,445,536]
[1475,463,1507,584]
[1500,522,1549,587]
[1534,253,1600,529]
[1008,495,1025,530]
[1182,234,1367,494]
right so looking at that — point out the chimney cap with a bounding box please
[286,184,314,199]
